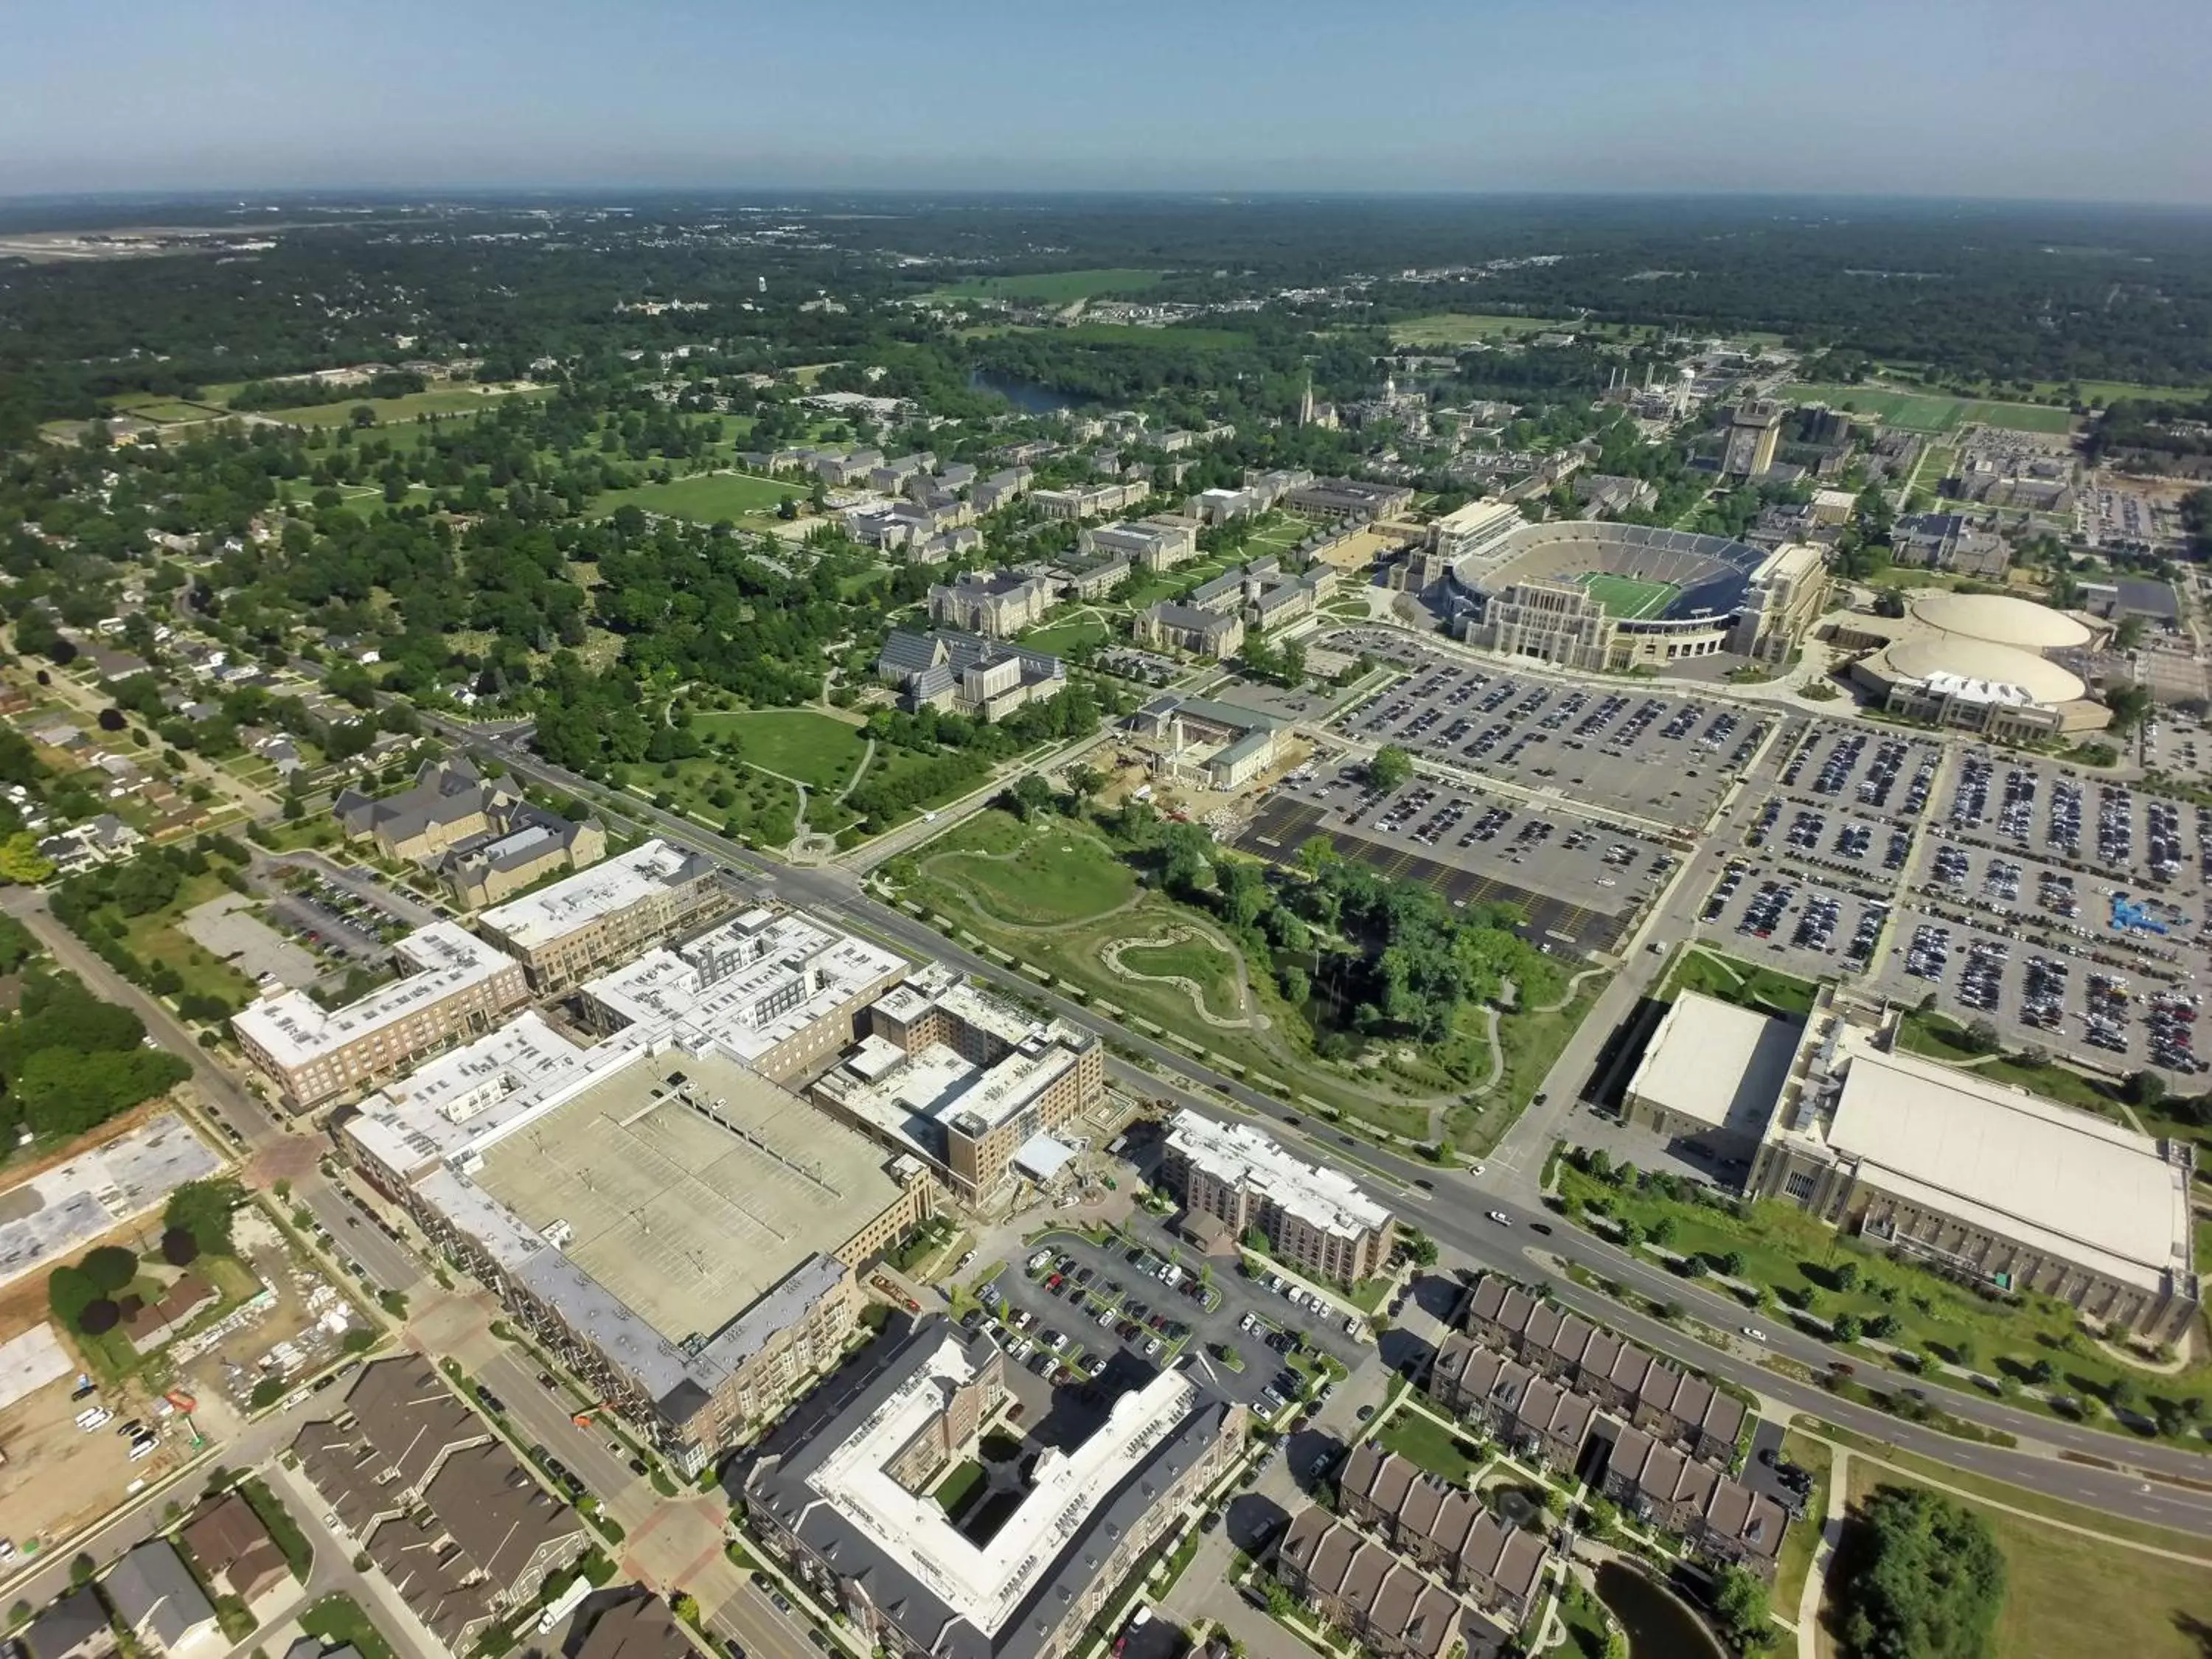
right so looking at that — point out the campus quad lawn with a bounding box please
[1837,1463,2212,1659]
[588,470,799,524]
[943,268,1166,302]
[1020,617,1111,657]
[690,709,869,792]
[1377,1409,1483,1485]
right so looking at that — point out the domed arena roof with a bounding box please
[1880,635,2087,706]
[1906,591,2093,650]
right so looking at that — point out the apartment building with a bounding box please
[232,921,529,1110]
[1334,1444,1549,1624]
[1159,1111,1396,1285]
[1601,1427,1787,1579]
[1275,1513,1472,1659]
[474,838,726,992]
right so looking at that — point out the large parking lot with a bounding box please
[1326,651,1776,830]
[1242,760,1680,953]
[980,1221,1366,1417]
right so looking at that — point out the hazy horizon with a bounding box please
[7,0,2211,206]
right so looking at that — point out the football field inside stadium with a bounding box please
[1576,572,1681,619]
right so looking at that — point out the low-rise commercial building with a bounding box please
[1622,991,1802,1165]
[748,1318,1245,1659]
[813,967,1104,1205]
[1160,1110,1396,1284]
[233,921,529,1110]
[474,839,727,992]
[1742,986,2199,1340]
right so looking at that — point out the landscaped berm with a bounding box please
[888,804,1599,1152]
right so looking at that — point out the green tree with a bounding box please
[1366,745,1413,793]
[1840,1486,2006,1659]
[0,831,55,886]
[1713,1566,1773,1653]
[80,1245,138,1294]
[165,1177,246,1257]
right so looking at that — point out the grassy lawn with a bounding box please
[690,708,869,791]
[922,813,1137,927]
[1838,1460,2212,1659]
[1665,946,1818,1018]
[1772,1431,1832,1615]
[112,869,261,1011]
[111,397,229,423]
[236,385,551,428]
[1377,1408,1483,1485]
[1020,616,1112,657]
[1555,1161,2212,1425]
[588,470,799,525]
[238,1475,314,1579]
[297,1594,396,1659]
[1779,383,2075,437]
[902,810,1435,1137]
[933,1458,988,1516]
[1116,935,1242,1020]
[650,759,799,846]
[942,269,1166,302]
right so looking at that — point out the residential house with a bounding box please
[571,1596,693,1659]
[1602,1427,1786,1580]
[103,1540,218,1658]
[1276,1511,1498,1659]
[1334,1445,1549,1624]
[183,1492,291,1605]
[18,1588,115,1659]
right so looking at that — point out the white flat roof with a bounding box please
[233,921,515,1069]
[584,907,907,1065]
[1831,1048,2191,1293]
[342,1011,595,1182]
[805,1328,1200,1635]
[1627,990,1800,1135]
[477,839,709,950]
[1166,1110,1391,1240]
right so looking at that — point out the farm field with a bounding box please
[588,470,799,524]
[1778,383,2073,436]
[1576,572,1680,620]
[940,268,1166,302]
[690,708,870,792]
[1834,1459,2212,1659]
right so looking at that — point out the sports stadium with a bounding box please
[1444,521,1829,673]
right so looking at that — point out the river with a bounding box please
[966,367,1092,416]
[1594,1561,1729,1659]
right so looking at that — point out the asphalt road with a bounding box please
[431,719,2212,1536]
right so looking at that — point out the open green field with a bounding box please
[925,818,1138,928]
[1019,616,1111,657]
[1116,936,1241,1020]
[111,396,229,424]
[1389,313,1582,346]
[1778,383,2074,436]
[692,709,869,791]
[652,759,799,849]
[1772,1432,1832,1616]
[1576,572,1680,620]
[942,268,1166,303]
[1837,1460,2212,1659]
[588,470,799,524]
[298,1595,396,1659]
[1377,1408,1483,1485]
[1665,946,1819,1018]
[1240,513,1315,560]
[900,810,1461,1140]
[237,384,552,428]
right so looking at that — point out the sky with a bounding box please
[4,0,2210,204]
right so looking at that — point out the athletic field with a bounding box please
[1576,572,1680,619]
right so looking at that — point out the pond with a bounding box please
[967,367,1091,416]
[1594,1561,1728,1659]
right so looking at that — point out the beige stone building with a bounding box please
[473,838,726,992]
[1160,1110,1396,1284]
